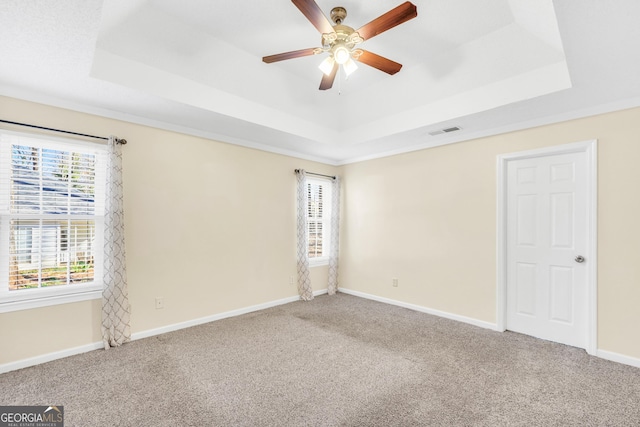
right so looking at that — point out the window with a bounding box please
[306,178,332,265]
[0,131,107,312]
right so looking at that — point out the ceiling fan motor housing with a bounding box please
[321,23,363,62]
[330,7,347,24]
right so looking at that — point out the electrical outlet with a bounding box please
[289,276,294,285]
[155,297,164,310]
[392,278,399,287]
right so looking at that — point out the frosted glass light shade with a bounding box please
[343,58,358,76]
[318,56,335,75]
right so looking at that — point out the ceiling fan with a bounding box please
[262,0,418,90]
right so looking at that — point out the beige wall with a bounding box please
[2,95,640,367]
[339,107,640,360]
[0,96,337,365]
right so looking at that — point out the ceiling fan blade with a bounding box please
[292,0,335,35]
[319,62,339,90]
[263,48,318,63]
[356,1,417,41]
[357,50,403,75]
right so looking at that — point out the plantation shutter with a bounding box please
[0,132,106,299]
[307,181,324,258]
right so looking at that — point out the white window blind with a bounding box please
[0,131,107,311]
[307,178,332,263]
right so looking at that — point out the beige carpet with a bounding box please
[2,293,640,426]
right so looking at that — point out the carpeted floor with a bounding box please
[2,293,640,426]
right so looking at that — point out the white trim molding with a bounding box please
[496,140,598,355]
[0,289,328,374]
[5,287,640,374]
[132,289,328,341]
[338,287,499,331]
[0,341,105,375]
[0,289,101,313]
[597,349,640,369]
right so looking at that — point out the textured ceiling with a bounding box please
[1,0,640,164]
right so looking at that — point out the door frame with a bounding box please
[496,140,598,354]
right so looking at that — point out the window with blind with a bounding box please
[0,131,107,312]
[307,178,332,265]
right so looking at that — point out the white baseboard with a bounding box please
[0,290,327,374]
[132,289,327,341]
[5,287,640,374]
[338,287,499,331]
[132,294,302,341]
[340,288,640,370]
[0,341,104,374]
[597,349,640,369]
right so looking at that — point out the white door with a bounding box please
[506,150,589,348]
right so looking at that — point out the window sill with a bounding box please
[309,257,329,267]
[0,288,102,313]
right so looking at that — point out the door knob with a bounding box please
[575,255,585,263]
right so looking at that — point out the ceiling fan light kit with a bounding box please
[318,56,336,75]
[262,0,418,90]
[342,58,358,76]
[333,45,350,64]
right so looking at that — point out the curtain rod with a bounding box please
[294,169,336,180]
[0,119,127,144]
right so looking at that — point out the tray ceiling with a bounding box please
[1,0,640,164]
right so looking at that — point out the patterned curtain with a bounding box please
[102,136,131,349]
[328,176,341,295]
[295,169,313,301]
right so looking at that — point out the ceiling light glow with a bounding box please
[343,58,358,77]
[318,56,336,75]
[333,45,350,65]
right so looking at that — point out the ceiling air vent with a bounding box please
[428,126,462,136]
